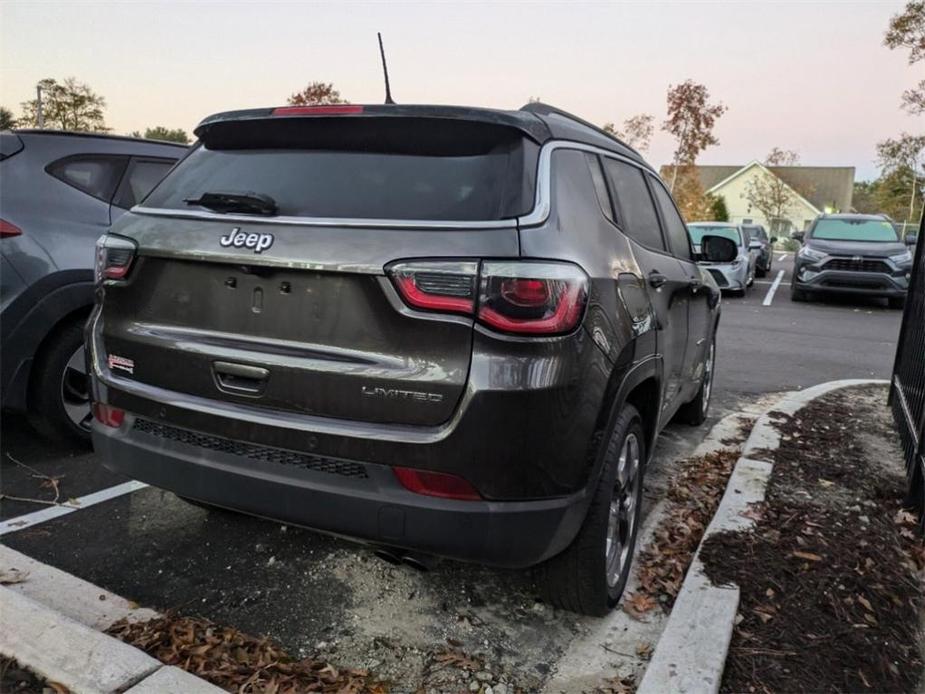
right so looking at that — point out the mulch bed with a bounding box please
[107,614,387,693]
[0,656,63,693]
[700,386,925,693]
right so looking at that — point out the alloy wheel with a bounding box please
[61,345,92,432]
[702,340,715,415]
[605,432,641,587]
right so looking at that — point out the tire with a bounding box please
[889,297,906,310]
[28,318,92,442]
[791,286,809,302]
[540,404,646,616]
[728,288,746,298]
[756,266,767,278]
[678,337,715,426]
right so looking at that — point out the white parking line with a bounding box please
[762,270,785,306]
[777,254,788,262]
[0,480,148,536]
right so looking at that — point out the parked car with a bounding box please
[791,213,916,308]
[742,223,776,277]
[687,222,757,296]
[1,130,187,440]
[88,102,735,615]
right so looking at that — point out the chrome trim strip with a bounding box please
[517,140,655,228]
[131,206,518,230]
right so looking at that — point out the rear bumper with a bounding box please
[92,415,588,568]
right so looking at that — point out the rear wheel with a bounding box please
[889,297,906,310]
[678,338,715,426]
[756,265,767,278]
[791,286,809,302]
[28,318,92,442]
[540,404,645,616]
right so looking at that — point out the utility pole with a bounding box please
[36,84,44,128]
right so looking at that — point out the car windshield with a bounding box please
[811,219,899,242]
[688,225,741,246]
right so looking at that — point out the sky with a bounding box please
[1,1,921,180]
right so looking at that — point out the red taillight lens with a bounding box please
[95,236,137,282]
[388,261,478,315]
[92,403,125,428]
[478,262,588,335]
[0,219,22,238]
[387,260,589,335]
[271,105,364,116]
[393,467,481,501]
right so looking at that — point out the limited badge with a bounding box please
[108,354,135,375]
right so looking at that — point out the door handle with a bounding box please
[648,271,668,289]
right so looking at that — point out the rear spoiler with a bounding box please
[194,104,551,146]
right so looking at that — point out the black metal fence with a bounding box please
[890,216,925,518]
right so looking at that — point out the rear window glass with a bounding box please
[811,218,899,242]
[142,119,536,221]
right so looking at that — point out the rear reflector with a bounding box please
[0,219,22,238]
[271,105,364,116]
[92,403,125,428]
[393,467,481,501]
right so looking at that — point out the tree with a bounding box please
[662,80,727,191]
[20,78,108,131]
[885,2,925,114]
[877,133,925,222]
[603,114,654,152]
[709,194,729,221]
[0,107,15,130]
[287,82,346,106]
[743,149,810,235]
[132,126,190,144]
[672,166,713,222]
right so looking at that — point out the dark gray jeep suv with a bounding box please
[88,103,732,615]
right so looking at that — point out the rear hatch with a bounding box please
[97,108,539,427]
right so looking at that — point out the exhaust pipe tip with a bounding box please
[373,547,402,566]
[372,547,436,572]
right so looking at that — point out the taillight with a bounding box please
[388,260,588,335]
[92,403,125,428]
[387,261,479,315]
[478,262,588,335]
[393,467,481,501]
[95,235,137,282]
[271,105,364,116]
[0,219,22,238]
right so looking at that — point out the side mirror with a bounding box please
[769,236,778,244]
[699,235,738,263]
[791,231,805,243]
[906,234,918,246]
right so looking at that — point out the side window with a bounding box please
[601,158,665,252]
[584,154,615,224]
[46,155,127,203]
[649,177,693,261]
[113,157,176,209]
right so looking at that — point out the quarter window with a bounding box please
[46,155,127,203]
[585,154,615,224]
[601,158,665,252]
[649,177,693,261]
[114,157,176,209]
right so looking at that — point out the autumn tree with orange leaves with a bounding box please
[287,82,347,106]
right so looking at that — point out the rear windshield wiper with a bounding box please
[184,191,278,217]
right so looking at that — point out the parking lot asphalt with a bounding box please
[0,250,905,687]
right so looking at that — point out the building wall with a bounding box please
[711,166,818,234]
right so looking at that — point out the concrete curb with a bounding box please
[0,549,224,693]
[637,379,888,694]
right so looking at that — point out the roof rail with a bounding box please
[519,101,640,157]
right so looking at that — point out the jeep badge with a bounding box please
[220,228,274,254]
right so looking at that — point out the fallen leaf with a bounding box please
[792,551,823,562]
[857,595,873,612]
[623,592,658,619]
[0,568,29,585]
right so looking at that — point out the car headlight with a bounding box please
[889,250,913,265]
[798,246,826,262]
